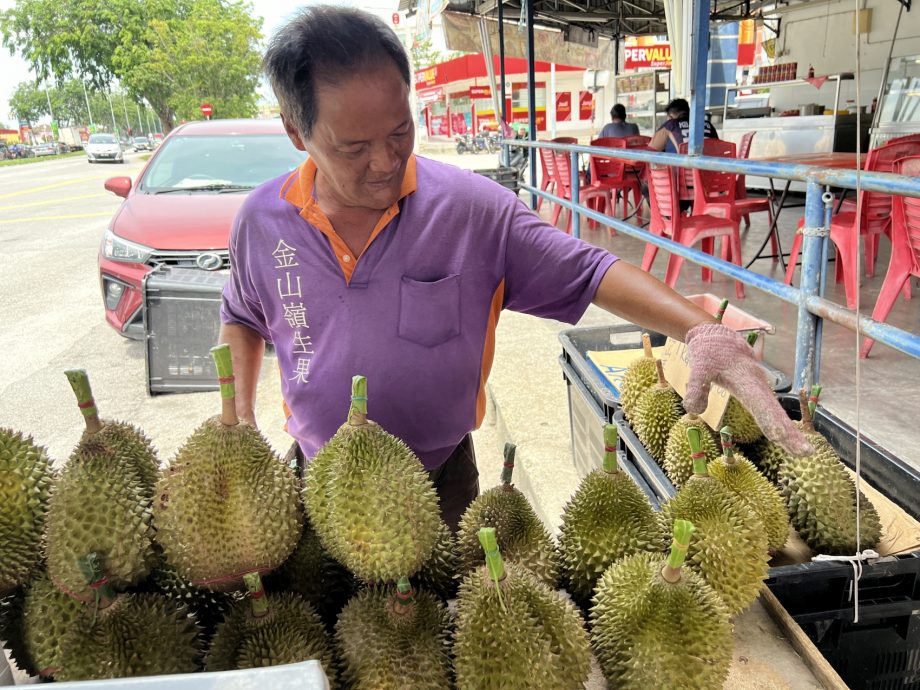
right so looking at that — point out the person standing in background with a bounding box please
[599,104,640,139]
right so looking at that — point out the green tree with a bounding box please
[411,38,447,71]
[8,81,47,125]
[1,0,262,132]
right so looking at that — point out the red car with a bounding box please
[99,119,306,338]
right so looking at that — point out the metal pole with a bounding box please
[570,150,580,238]
[793,179,827,392]
[477,17,501,139]
[135,101,144,134]
[688,0,711,155]
[107,91,119,136]
[44,87,54,123]
[82,81,95,130]
[871,2,904,140]
[525,0,537,209]
[120,93,131,134]
[498,0,508,166]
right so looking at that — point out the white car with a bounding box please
[85,134,124,164]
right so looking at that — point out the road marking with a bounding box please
[0,175,110,200]
[0,211,114,224]
[0,192,110,211]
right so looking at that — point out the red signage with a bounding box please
[392,12,400,25]
[415,65,438,89]
[624,43,672,69]
[555,92,572,122]
[737,19,756,66]
[469,85,491,99]
[417,87,444,104]
[578,91,594,120]
[200,103,213,117]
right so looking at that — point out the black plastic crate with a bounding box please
[474,165,522,193]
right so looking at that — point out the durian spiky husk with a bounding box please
[663,416,720,488]
[744,437,788,485]
[55,593,201,681]
[335,585,452,689]
[305,417,440,584]
[20,572,83,678]
[80,420,159,498]
[621,357,658,421]
[45,439,155,601]
[454,562,591,690]
[779,450,882,555]
[0,588,33,676]
[558,468,667,606]
[663,476,769,613]
[456,485,559,587]
[590,551,732,689]
[205,590,336,681]
[633,385,683,464]
[154,417,302,590]
[412,520,460,600]
[147,563,238,643]
[722,399,763,444]
[0,428,54,594]
[709,455,789,552]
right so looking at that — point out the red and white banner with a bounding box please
[578,91,594,120]
[555,92,572,121]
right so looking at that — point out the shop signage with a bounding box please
[417,87,444,104]
[392,12,400,25]
[623,39,672,69]
[469,85,491,99]
[578,91,594,120]
[555,92,572,121]
[415,65,439,89]
[737,19,756,66]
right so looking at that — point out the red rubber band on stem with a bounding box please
[218,376,235,385]
[77,400,96,409]
[690,452,706,460]
[89,576,110,590]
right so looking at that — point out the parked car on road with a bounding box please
[85,133,124,163]
[31,142,58,157]
[98,118,306,338]
[132,136,152,152]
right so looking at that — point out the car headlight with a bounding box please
[102,229,153,264]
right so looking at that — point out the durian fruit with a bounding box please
[0,588,33,676]
[265,515,356,628]
[454,528,591,690]
[55,553,201,681]
[19,571,83,678]
[0,428,53,594]
[148,562,238,643]
[620,332,658,421]
[205,572,336,681]
[154,345,302,590]
[717,332,764,444]
[591,520,732,689]
[745,436,788,485]
[663,414,720,488]
[632,360,684,464]
[304,375,440,584]
[709,427,789,552]
[779,391,882,555]
[662,428,769,613]
[45,436,155,601]
[412,520,460,600]
[335,576,452,689]
[456,443,558,587]
[65,370,159,497]
[558,424,667,606]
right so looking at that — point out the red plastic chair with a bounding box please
[886,133,920,146]
[861,155,920,357]
[551,150,612,234]
[589,137,642,224]
[784,140,920,308]
[677,139,736,205]
[536,141,556,211]
[643,163,745,299]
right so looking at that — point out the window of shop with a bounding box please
[449,94,472,135]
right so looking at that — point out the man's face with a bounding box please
[285,61,414,213]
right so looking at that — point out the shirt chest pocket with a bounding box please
[398,274,461,347]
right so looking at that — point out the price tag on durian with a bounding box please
[661,337,731,429]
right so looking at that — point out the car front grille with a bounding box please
[146,249,231,271]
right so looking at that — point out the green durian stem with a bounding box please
[720,426,737,466]
[65,369,103,434]
[715,298,729,322]
[746,331,759,347]
[243,572,269,618]
[478,528,505,584]
[642,332,653,358]
[394,576,415,612]
[809,384,822,419]
[602,424,619,473]
[655,359,667,388]
[210,345,238,426]
[501,443,516,489]
[78,552,115,611]
[798,389,814,432]
[347,375,368,426]
[686,427,709,477]
[662,520,695,583]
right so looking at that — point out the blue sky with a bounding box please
[0,0,400,127]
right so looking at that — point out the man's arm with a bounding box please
[592,260,716,340]
[218,322,266,426]
[648,126,668,152]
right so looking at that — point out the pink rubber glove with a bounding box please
[685,323,814,457]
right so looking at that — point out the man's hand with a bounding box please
[684,323,814,457]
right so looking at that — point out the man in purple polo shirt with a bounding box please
[220,7,811,531]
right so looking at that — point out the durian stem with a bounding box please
[347,375,368,426]
[394,576,415,612]
[642,332,653,358]
[478,528,505,584]
[686,428,709,477]
[655,359,667,388]
[720,426,737,466]
[602,424,619,473]
[662,520,695,583]
[746,331,759,347]
[798,389,815,432]
[78,552,115,616]
[809,384,822,419]
[501,443,516,489]
[65,370,103,434]
[715,298,730,322]
[210,345,238,426]
[243,572,269,618]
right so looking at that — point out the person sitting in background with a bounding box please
[649,98,718,153]
[599,104,640,139]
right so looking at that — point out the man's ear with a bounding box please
[281,113,307,151]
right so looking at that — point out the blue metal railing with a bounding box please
[504,138,920,391]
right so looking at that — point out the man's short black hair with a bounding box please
[666,98,690,116]
[610,103,627,121]
[263,6,411,139]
